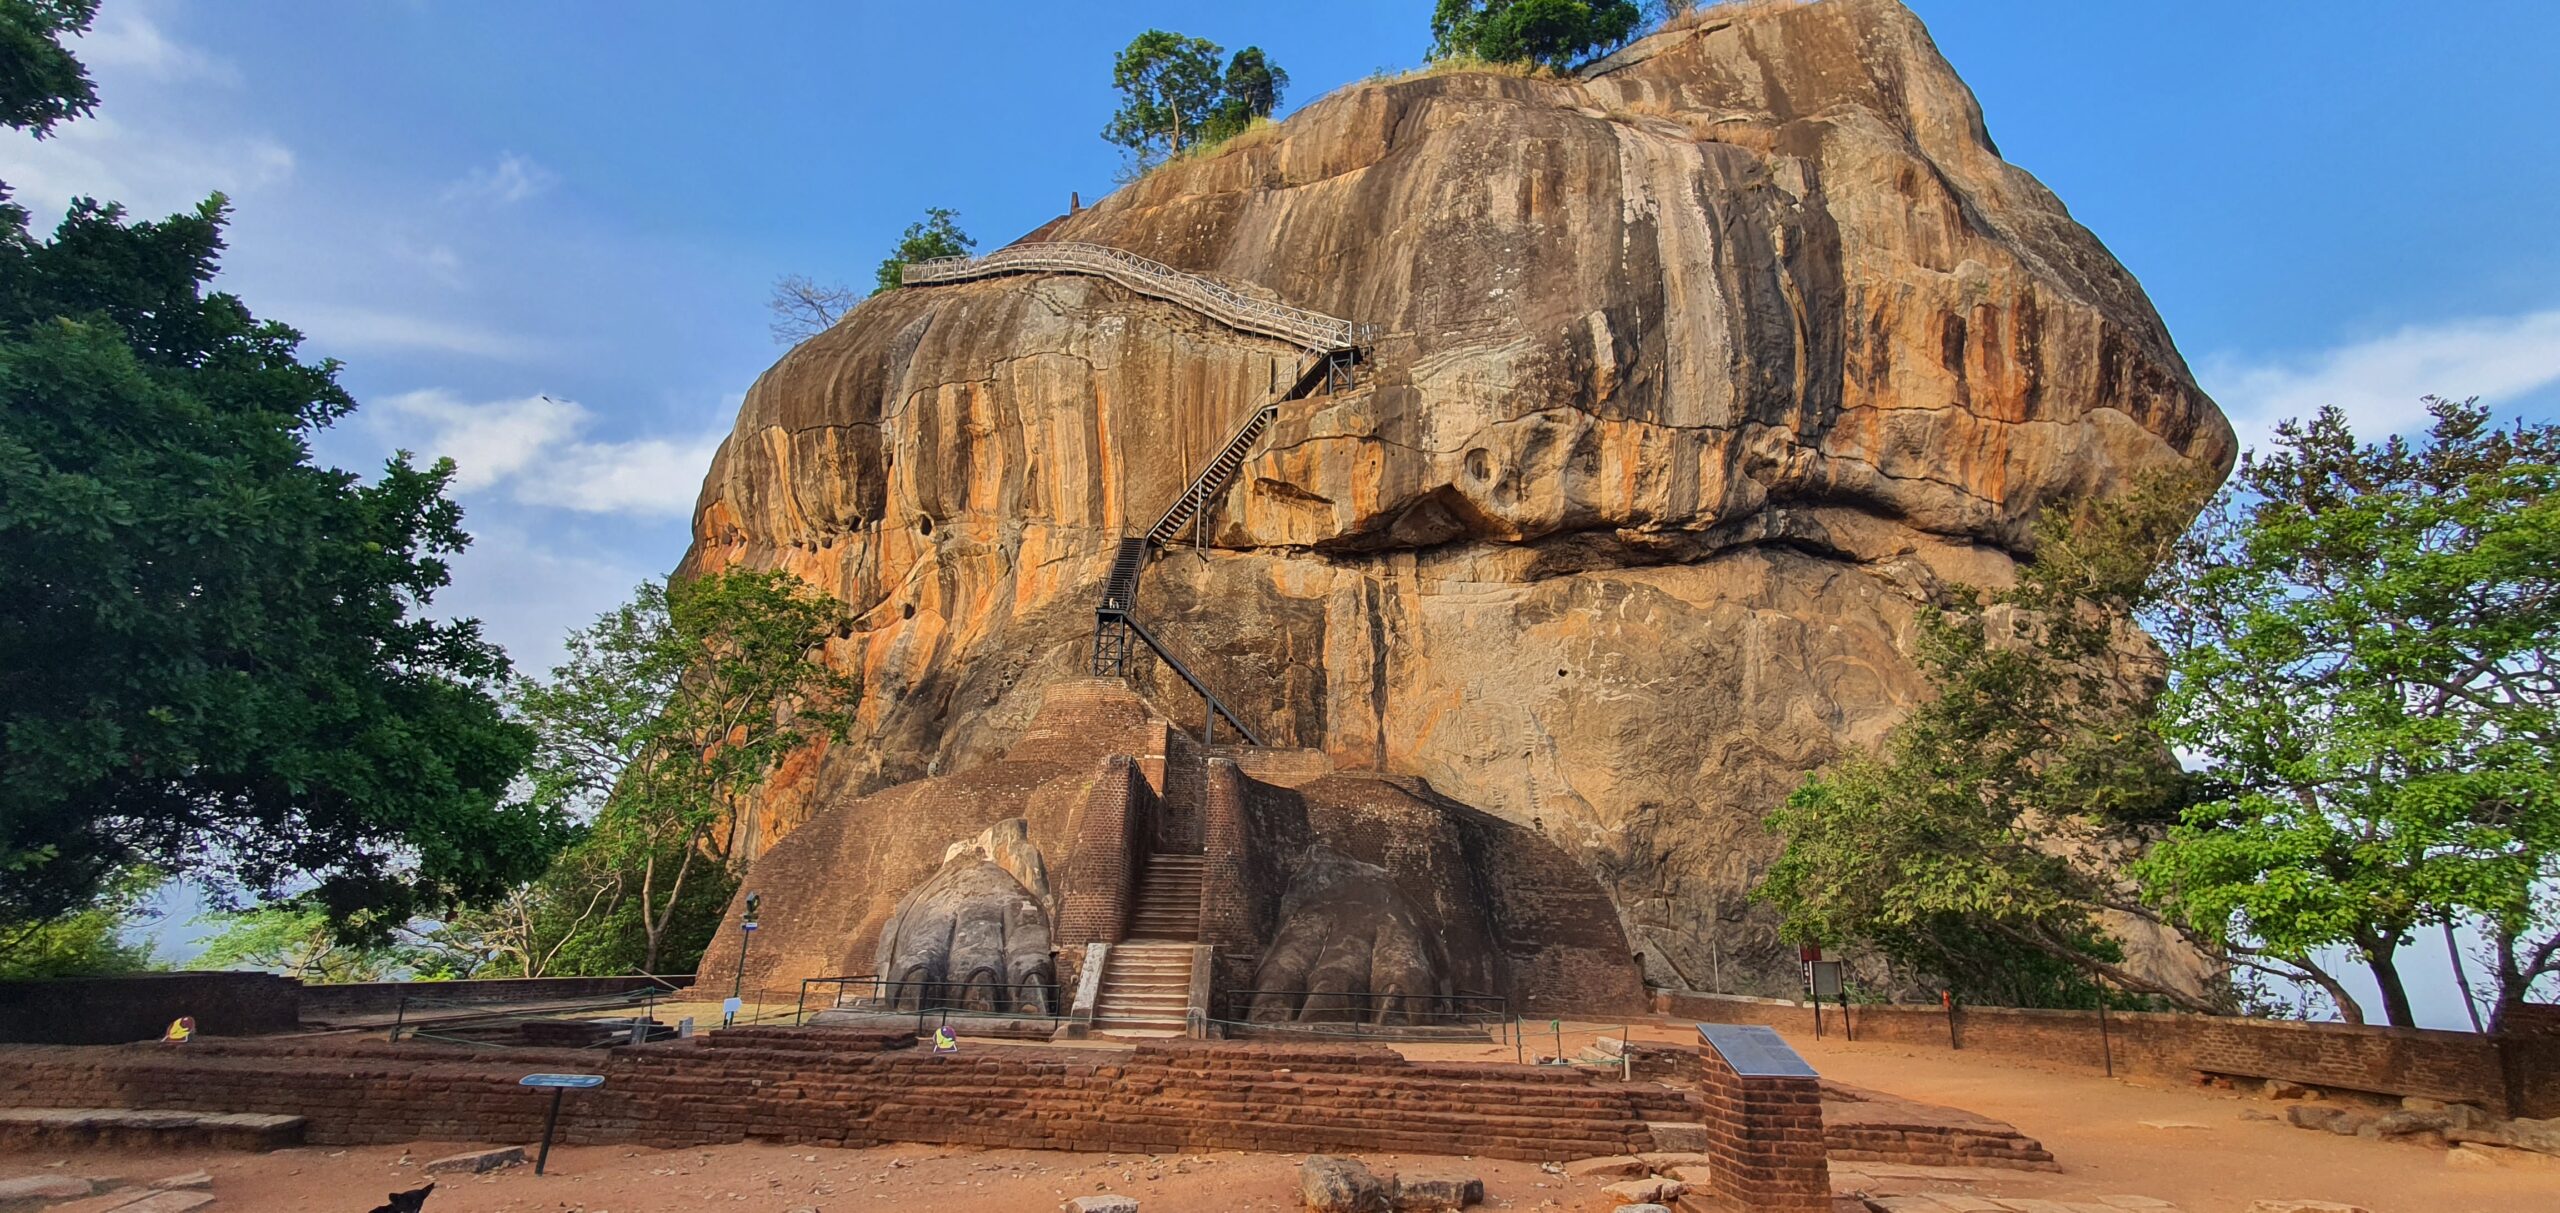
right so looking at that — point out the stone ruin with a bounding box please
[695,678,1647,1033]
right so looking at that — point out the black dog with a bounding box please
[366,1182,434,1213]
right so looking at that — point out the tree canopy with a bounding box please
[0,15,560,944]
[1755,480,2220,1012]
[872,207,974,294]
[502,569,857,973]
[1430,0,1645,70]
[1102,32,1289,173]
[2137,399,2560,1028]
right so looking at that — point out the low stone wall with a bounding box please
[0,972,302,1044]
[297,975,692,1020]
[0,1032,1679,1161]
[1657,990,2549,1117]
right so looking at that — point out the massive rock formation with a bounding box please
[682,0,2233,995]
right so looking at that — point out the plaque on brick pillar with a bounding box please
[1692,1022,1831,1213]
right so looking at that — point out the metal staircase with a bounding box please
[908,239,1372,745]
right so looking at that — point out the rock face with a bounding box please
[682,0,2233,994]
[700,679,1646,1015]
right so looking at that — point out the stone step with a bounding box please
[0,1108,305,1153]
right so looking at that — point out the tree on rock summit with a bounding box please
[1431,0,1646,70]
[1103,30,1288,173]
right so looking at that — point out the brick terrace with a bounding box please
[0,1031,1683,1162]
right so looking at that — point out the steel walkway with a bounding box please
[905,239,1373,744]
[902,240,1375,354]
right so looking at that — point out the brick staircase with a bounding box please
[1094,853,1204,1036]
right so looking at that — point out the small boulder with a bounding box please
[0,1175,93,1201]
[2264,1079,2316,1100]
[2367,1110,2451,1140]
[2447,1143,2558,1169]
[2244,1203,2372,1213]
[1391,1172,1482,1211]
[1301,1156,1391,1213]
[2325,1110,2375,1136]
[1562,1156,1649,1179]
[2283,1105,2344,1131]
[424,1145,528,1175]
[1063,1197,1141,1213]
[1601,1178,1684,1204]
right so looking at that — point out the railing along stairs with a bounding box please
[908,238,1373,745]
[902,240,1375,355]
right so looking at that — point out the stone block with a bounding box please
[0,1175,93,1201]
[1634,1152,1712,1171]
[2446,1143,2558,1169]
[423,1145,527,1175]
[1646,1122,1711,1152]
[1063,1197,1140,1213]
[2263,1079,2315,1100]
[1600,1178,1683,1204]
[1301,1156,1390,1213]
[2282,1105,2342,1131]
[1391,1172,1481,1211]
[1610,1206,1673,1213]
[106,1194,216,1213]
[1563,1155,1649,1179]
[148,1173,213,1191]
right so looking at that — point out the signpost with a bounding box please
[518,1073,605,1175]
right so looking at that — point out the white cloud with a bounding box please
[0,113,293,219]
[379,390,721,518]
[286,303,538,360]
[2201,309,2560,452]
[442,152,559,207]
[75,4,239,85]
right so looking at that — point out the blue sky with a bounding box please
[3,1,2555,1024]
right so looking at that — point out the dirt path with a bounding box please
[5,1015,2549,1212]
[1393,1017,2555,1213]
[0,1142,1608,1212]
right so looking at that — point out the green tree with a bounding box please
[0,25,559,947]
[0,869,156,979]
[1756,479,2228,1012]
[1430,0,1645,70]
[0,0,98,136]
[2136,400,2560,1029]
[193,905,423,983]
[872,207,975,293]
[508,569,856,973]
[1102,30,1228,170]
[1204,46,1289,143]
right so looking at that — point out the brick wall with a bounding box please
[0,1034,1675,1162]
[0,972,302,1044]
[1693,1035,1830,1213]
[299,976,691,1020]
[1658,990,2545,1116]
[1198,758,1254,950]
[1056,755,1150,992]
[2499,1003,2560,1117]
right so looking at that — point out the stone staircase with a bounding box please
[1093,853,1204,1036]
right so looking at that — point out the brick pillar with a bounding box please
[1693,1024,1831,1213]
[1198,758,1253,950]
[1056,755,1149,990]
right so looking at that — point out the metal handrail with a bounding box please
[903,241,1377,353]
[795,973,1059,1023]
[1149,403,1279,546]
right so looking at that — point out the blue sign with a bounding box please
[519,1073,606,1090]
[1696,1024,1818,1078]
